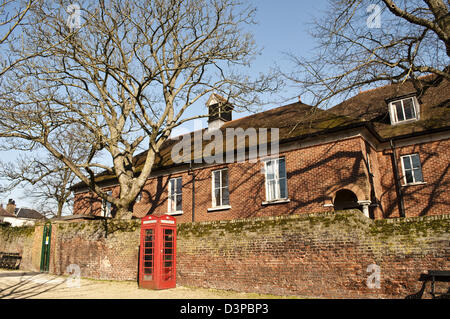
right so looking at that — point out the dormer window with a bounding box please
[389,96,419,125]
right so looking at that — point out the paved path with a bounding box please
[0,270,301,299]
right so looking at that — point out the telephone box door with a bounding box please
[139,215,176,290]
[159,215,176,289]
[139,216,157,289]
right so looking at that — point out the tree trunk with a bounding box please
[115,206,133,220]
[57,201,64,218]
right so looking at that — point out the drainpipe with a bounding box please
[188,163,195,223]
[390,140,406,218]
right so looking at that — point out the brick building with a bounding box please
[72,77,450,222]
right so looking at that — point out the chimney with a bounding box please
[206,93,233,131]
[6,199,16,215]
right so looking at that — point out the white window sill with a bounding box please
[166,211,183,216]
[262,199,290,206]
[402,182,427,187]
[207,205,231,212]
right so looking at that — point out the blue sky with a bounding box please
[0,0,330,210]
[176,0,330,130]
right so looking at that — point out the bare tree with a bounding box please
[0,130,90,218]
[284,0,450,108]
[0,0,279,219]
[0,0,37,77]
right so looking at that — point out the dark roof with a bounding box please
[15,208,45,220]
[0,207,15,217]
[71,76,450,190]
[328,76,450,139]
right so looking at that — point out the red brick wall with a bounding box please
[73,136,449,221]
[11,211,448,299]
[176,211,450,298]
[49,220,140,281]
[75,136,372,222]
[375,138,450,218]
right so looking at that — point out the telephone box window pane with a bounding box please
[144,268,152,280]
[145,229,153,239]
[162,228,174,281]
[165,241,173,248]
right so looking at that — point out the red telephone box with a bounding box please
[139,215,176,290]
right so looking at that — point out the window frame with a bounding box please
[263,157,288,202]
[167,177,183,215]
[389,96,420,125]
[136,191,142,203]
[102,190,113,218]
[211,168,230,209]
[400,154,424,185]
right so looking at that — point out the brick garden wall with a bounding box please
[177,210,449,298]
[0,224,39,271]
[1,210,448,298]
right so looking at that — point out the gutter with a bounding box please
[188,162,196,223]
[70,122,450,192]
[389,139,406,218]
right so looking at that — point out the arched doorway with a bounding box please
[333,189,360,211]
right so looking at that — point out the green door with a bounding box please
[40,223,52,272]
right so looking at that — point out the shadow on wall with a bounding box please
[73,139,449,220]
[379,141,450,218]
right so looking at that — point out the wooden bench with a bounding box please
[427,270,450,299]
[406,270,450,299]
[0,252,22,270]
